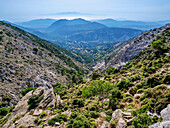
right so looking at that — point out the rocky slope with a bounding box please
[96,24,170,71]
[0,21,88,104]
[1,24,169,128]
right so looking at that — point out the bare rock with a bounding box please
[109,109,133,128]
[33,109,43,116]
[101,121,109,128]
[14,113,36,128]
[149,104,170,128]
[55,122,60,126]
[100,112,107,118]
[161,104,170,121]
[117,118,126,128]
[2,86,61,128]
[37,87,56,109]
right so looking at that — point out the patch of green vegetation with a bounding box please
[66,114,92,128]
[21,87,36,96]
[81,80,114,98]
[27,94,44,110]
[48,114,67,125]
[0,107,9,119]
[40,112,47,118]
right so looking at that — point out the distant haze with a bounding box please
[0,0,170,22]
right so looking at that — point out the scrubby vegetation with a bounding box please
[28,94,44,110]
[0,21,170,128]
[47,28,169,128]
[21,87,37,96]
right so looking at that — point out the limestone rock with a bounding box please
[101,121,109,128]
[149,104,170,128]
[100,112,107,118]
[109,109,133,128]
[14,114,36,128]
[117,118,126,128]
[33,109,43,116]
[55,122,60,126]
[161,104,170,121]
[37,87,56,109]
[2,86,61,128]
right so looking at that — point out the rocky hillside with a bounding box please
[0,21,89,104]
[0,25,169,128]
[95,24,170,71]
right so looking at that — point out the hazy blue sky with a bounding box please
[0,0,170,22]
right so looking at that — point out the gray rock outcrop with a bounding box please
[109,109,133,128]
[149,104,170,128]
[2,87,62,128]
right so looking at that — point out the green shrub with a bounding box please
[140,88,152,101]
[91,121,97,128]
[143,77,160,88]
[162,73,170,84]
[33,47,38,52]
[19,126,26,128]
[91,72,100,80]
[137,88,144,93]
[66,114,91,128]
[119,103,125,108]
[72,99,84,108]
[48,114,67,125]
[115,78,133,90]
[128,75,141,82]
[89,111,99,119]
[132,113,153,128]
[124,96,133,102]
[106,67,119,75]
[40,112,47,118]
[27,94,44,110]
[129,86,137,95]
[82,81,114,98]
[151,40,163,51]
[105,115,112,122]
[109,88,123,110]
[21,87,36,96]
[0,107,9,118]
[0,102,8,108]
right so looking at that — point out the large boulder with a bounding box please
[2,86,62,128]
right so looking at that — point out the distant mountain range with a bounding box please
[15,19,57,29]
[13,18,143,43]
[93,19,170,30]
[10,18,169,63]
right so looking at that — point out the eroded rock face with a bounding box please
[109,109,133,128]
[149,104,170,128]
[2,87,62,128]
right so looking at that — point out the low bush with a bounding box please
[115,78,133,90]
[0,107,9,118]
[21,87,36,96]
[106,67,119,75]
[48,114,67,125]
[82,80,114,98]
[72,99,85,108]
[66,114,91,128]
[89,111,99,119]
[28,94,44,110]
[40,112,47,118]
